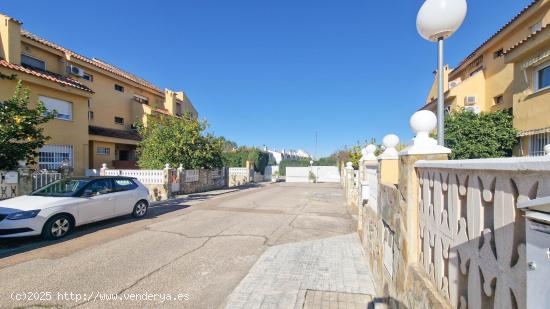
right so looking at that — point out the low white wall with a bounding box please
[286,166,340,183]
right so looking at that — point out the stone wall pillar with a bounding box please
[100,163,108,176]
[378,134,400,185]
[16,164,32,196]
[398,110,450,265]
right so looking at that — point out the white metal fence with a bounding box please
[32,171,62,191]
[104,169,164,185]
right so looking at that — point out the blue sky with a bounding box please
[0,0,534,157]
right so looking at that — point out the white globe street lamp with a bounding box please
[417,0,467,145]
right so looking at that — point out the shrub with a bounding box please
[445,109,518,160]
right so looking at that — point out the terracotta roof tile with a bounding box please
[89,126,142,141]
[453,0,540,73]
[504,24,550,54]
[21,30,163,94]
[154,108,171,115]
[0,59,93,93]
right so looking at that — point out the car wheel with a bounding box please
[132,200,148,218]
[42,214,72,240]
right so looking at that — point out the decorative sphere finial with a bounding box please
[410,110,437,137]
[360,144,378,161]
[379,134,400,159]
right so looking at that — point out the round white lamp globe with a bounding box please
[410,110,437,135]
[383,134,400,149]
[417,0,468,42]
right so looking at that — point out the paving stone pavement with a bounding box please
[224,233,376,309]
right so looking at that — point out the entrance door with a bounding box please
[119,150,129,161]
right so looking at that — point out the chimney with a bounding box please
[0,14,22,65]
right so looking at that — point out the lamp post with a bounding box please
[417,0,467,146]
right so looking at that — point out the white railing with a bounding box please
[185,169,199,182]
[104,169,164,185]
[32,171,62,191]
[415,156,550,309]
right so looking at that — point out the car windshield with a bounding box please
[31,179,91,197]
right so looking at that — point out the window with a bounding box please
[114,117,124,125]
[114,84,124,92]
[87,99,92,109]
[528,132,550,156]
[96,147,110,155]
[21,54,46,71]
[82,73,93,81]
[88,111,94,120]
[133,94,149,105]
[493,49,504,59]
[39,96,73,120]
[114,179,138,192]
[83,179,114,196]
[176,102,182,116]
[494,95,504,105]
[38,145,73,170]
[530,22,542,33]
[535,63,550,91]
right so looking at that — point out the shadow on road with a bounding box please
[0,184,263,260]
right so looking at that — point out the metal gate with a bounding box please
[32,171,62,191]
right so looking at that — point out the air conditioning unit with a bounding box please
[465,106,481,114]
[449,79,461,89]
[464,96,477,106]
[69,65,85,77]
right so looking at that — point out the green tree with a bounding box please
[136,113,224,169]
[222,147,270,174]
[445,109,518,160]
[0,81,54,170]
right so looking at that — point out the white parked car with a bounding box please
[0,177,150,240]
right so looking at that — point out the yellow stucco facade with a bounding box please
[421,0,550,156]
[0,13,199,174]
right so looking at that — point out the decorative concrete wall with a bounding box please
[228,167,253,187]
[345,110,550,308]
[0,171,18,200]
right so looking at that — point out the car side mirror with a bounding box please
[82,189,94,198]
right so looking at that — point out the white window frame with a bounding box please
[21,53,46,71]
[82,73,93,82]
[534,61,550,92]
[96,147,110,156]
[39,96,73,121]
[528,132,550,157]
[38,145,73,170]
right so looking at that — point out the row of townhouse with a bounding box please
[0,13,198,175]
[421,0,550,156]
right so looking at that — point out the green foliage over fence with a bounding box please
[445,109,518,160]
[136,113,225,169]
[222,147,270,174]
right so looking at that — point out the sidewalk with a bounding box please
[224,233,376,309]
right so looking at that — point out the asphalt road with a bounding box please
[0,182,354,308]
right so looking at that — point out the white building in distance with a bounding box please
[265,147,311,164]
